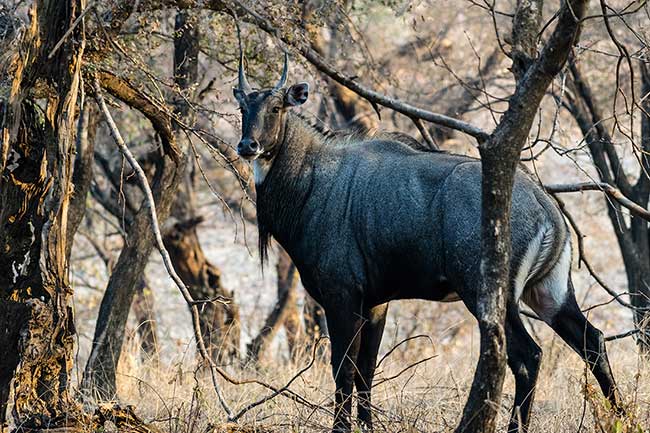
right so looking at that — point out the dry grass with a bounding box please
[90,302,647,433]
[69,172,650,433]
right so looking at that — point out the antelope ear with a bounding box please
[285,82,309,107]
[233,88,247,104]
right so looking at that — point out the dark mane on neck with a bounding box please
[292,111,440,152]
[292,111,350,141]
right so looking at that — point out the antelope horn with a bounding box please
[238,50,252,92]
[273,52,289,90]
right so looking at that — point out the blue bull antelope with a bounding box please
[232,54,622,433]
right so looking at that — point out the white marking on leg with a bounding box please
[525,240,571,322]
[542,240,571,307]
[514,225,549,301]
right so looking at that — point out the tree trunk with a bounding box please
[82,9,199,399]
[632,62,650,350]
[163,214,241,363]
[247,248,300,362]
[626,262,650,351]
[132,278,159,360]
[455,142,513,433]
[456,1,586,431]
[282,256,302,359]
[82,212,161,362]
[303,295,328,357]
[82,161,184,399]
[0,0,87,429]
[66,103,98,256]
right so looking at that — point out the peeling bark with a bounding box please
[0,0,87,429]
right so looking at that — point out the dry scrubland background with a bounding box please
[51,0,649,431]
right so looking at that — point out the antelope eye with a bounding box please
[271,106,281,114]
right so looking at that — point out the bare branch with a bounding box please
[373,355,437,387]
[375,334,433,369]
[552,196,638,312]
[545,182,650,222]
[97,70,180,162]
[411,117,438,150]
[568,62,633,197]
[604,328,641,342]
[230,337,328,421]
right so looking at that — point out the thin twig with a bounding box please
[411,117,438,150]
[376,334,433,369]
[230,337,328,421]
[552,194,649,313]
[93,78,235,419]
[374,355,437,387]
[604,328,640,342]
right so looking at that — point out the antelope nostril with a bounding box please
[238,138,259,155]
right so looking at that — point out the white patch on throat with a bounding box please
[253,158,272,185]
